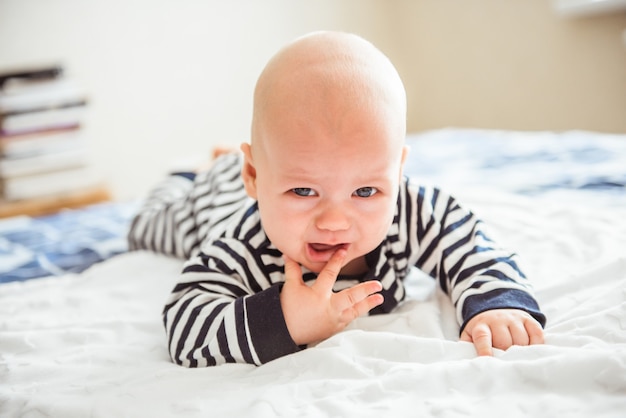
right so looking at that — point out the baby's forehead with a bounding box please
[255,92,405,161]
[261,124,405,163]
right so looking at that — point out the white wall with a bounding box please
[381,0,626,135]
[0,0,387,200]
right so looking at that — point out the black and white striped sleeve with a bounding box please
[162,236,301,367]
[402,180,546,331]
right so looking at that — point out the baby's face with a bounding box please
[242,31,407,274]
[249,104,406,275]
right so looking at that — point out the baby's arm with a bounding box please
[407,183,546,355]
[164,243,299,367]
[164,246,383,367]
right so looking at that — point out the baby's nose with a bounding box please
[315,205,350,231]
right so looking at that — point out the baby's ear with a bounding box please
[399,145,410,179]
[240,143,258,199]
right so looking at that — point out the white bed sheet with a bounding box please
[2,130,626,417]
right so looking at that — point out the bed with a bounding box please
[1,128,625,417]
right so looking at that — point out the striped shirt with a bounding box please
[128,153,545,367]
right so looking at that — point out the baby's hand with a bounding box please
[460,309,544,356]
[280,250,384,346]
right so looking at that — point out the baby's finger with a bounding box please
[525,317,545,345]
[471,323,494,356]
[314,249,347,294]
[508,321,530,347]
[338,292,384,324]
[491,324,513,350]
[333,280,383,313]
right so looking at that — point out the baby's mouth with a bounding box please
[307,243,349,260]
[309,243,347,252]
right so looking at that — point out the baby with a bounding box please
[129,31,546,367]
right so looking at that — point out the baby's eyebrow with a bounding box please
[276,161,394,184]
[279,170,317,182]
[353,170,394,184]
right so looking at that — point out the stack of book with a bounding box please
[0,65,101,203]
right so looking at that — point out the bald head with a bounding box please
[250,31,407,155]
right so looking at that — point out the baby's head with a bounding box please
[241,31,408,274]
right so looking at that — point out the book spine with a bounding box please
[0,148,87,178]
[0,127,82,159]
[0,65,62,89]
[0,104,86,135]
[1,167,100,201]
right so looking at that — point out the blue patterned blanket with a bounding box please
[0,201,138,283]
[403,129,626,205]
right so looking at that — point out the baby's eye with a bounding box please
[292,188,317,197]
[353,187,378,198]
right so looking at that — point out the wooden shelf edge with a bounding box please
[0,184,112,218]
